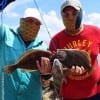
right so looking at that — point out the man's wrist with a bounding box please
[40,73,52,80]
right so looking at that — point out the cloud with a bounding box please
[3,0,32,17]
[23,8,100,45]
[23,8,64,29]
[3,5,100,43]
[23,8,64,43]
[83,12,100,27]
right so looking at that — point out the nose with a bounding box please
[64,12,74,20]
[68,14,74,19]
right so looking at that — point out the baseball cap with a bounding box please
[22,8,42,24]
[61,0,82,12]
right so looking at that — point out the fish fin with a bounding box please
[80,50,91,64]
[4,64,17,74]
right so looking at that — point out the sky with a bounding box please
[0,0,100,63]
[0,0,100,44]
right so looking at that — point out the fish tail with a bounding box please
[4,64,17,74]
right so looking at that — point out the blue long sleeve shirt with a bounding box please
[0,24,47,100]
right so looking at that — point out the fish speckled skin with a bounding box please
[56,49,92,71]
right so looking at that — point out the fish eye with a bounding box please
[57,54,64,59]
[57,50,66,60]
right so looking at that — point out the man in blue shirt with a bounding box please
[0,16,51,100]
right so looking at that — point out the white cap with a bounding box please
[61,0,82,12]
[23,8,41,22]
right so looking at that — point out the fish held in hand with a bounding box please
[56,49,92,71]
[52,49,93,98]
[4,49,53,74]
[54,49,93,81]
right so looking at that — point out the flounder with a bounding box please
[56,49,92,71]
[4,49,53,73]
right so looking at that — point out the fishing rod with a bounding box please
[33,0,61,99]
[33,0,57,51]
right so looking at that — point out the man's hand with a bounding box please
[70,66,86,75]
[63,65,86,77]
[36,57,52,74]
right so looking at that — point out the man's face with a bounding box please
[19,17,41,42]
[61,6,82,35]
